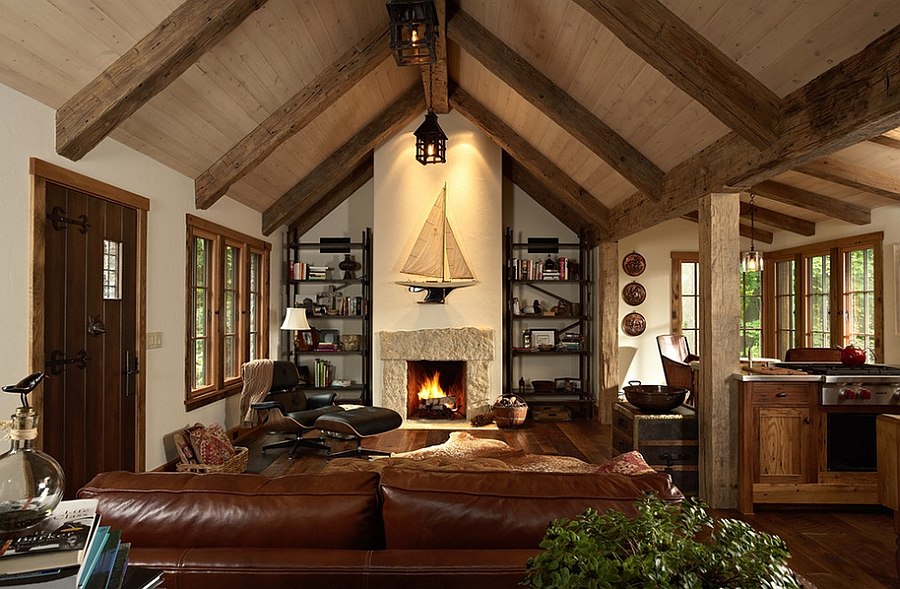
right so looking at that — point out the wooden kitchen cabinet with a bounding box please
[739,380,817,513]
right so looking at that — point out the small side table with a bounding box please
[613,401,699,496]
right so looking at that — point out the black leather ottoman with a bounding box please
[315,407,403,459]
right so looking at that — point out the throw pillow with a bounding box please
[186,423,236,466]
[172,429,199,464]
[595,450,656,475]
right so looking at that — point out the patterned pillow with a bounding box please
[172,429,199,464]
[595,451,656,475]
[186,423,236,466]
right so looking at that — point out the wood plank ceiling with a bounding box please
[1,0,900,241]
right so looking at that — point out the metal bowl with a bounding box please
[622,381,686,413]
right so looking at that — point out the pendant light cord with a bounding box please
[749,192,756,251]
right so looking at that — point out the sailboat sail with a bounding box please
[400,184,474,281]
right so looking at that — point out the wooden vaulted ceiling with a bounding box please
[2,0,900,243]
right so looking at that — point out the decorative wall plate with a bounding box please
[622,282,646,306]
[622,312,647,336]
[622,252,646,276]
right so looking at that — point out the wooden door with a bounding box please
[42,180,138,497]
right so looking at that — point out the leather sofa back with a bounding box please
[78,471,383,550]
[379,469,683,549]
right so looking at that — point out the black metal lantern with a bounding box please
[414,108,447,165]
[386,0,438,66]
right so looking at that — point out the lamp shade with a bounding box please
[280,307,311,331]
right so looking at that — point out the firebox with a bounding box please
[406,360,466,420]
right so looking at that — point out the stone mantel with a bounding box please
[380,327,494,419]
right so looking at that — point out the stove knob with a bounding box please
[839,388,856,400]
[858,388,872,400]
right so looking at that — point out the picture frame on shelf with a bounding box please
[298,328,318,352]
[319,329,340,345]
[554,377,582,394]
[530,329,556,351]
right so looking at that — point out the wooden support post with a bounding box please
[597,241,618,425]
[697,192,741,508]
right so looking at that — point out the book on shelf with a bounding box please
[0,499,99,577]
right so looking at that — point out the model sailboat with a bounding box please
[396,183,477,303]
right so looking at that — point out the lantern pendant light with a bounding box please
[386,0,438,66]
[414,65,447,165]
[741,193,763,273]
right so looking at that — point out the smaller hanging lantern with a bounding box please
[386,0,438,66]
[741,192,764,273]
[414,109,447,165]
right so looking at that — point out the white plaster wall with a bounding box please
[0,83,282,470]
[372,109,502,407]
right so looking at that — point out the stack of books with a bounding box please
[0,500,163,589]
[288,262,332,280]
[312,358,335,387]
[558,332,583,351]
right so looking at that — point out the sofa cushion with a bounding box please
[78,471,383,550]
[379,468,683,550]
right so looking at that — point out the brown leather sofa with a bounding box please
[78,468,683,589]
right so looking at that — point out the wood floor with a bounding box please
[243,421,898,589]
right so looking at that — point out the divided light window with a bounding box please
[670,252,699,354]
[186,215,270,410]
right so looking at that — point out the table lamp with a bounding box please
[281,307,311,357]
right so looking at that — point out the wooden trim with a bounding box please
[194,25,390,209]
[571,0,780,149]
[29,163,149,471]
[186,214,271,251]
[740,202,815,236]
[448,8,664,199]
[597,241,618,426]
[769,231,884,259]
[55,0,269,161]
[670,251,699,337]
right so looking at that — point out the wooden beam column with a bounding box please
[697,192,741,508]
[596,241,619,425]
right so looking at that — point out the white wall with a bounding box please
[0,83,282,470]
[372,109,503,405]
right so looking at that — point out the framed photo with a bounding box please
[530,329,556,350]
[319,329,340,345]
[554,377,582,394]
[297,329,318,352]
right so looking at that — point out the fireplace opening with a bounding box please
[406,360,466,420]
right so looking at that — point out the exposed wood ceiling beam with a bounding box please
[752,181,871,225]
[195,26,390,209]
[56,0,268,161]
[796,158,900,202]
[739,202,815,236]
[867,133,900,150]
[608,23,900,240]
[682,211,774,244]
[421,0,448,114]
[447,9,664,200]
[450,87,609,242]
[262,85,423,235]
[572,0,780,149]
[290,156,374,237]
[503,155,591,236]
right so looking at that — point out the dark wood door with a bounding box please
[42,180,138,497]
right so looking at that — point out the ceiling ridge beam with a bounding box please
[682,211,774,244]
[450,87,609,243]
[56,0,268,161]
[421,0,449,114]
[447,8,664,200]
[608,23,900,240]
[195,26,390,209]
[289,156,374,237]
[796,157,900,202]
[752,181,870,225]
[503,155,591,236]
[262,85,423,235]
[572,0,780,149]
[739,202,815,236]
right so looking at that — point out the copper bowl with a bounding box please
[622,381,686,413]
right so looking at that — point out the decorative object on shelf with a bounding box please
[622,251,646,276]
[531,380,554,394]
[414,64,447,165]
[532,299,542,314]
[621,281,646,306]
[0,372,65,534]
[339,254,361,280]
[396,184,476,302]
[621,311,647,336]
[492,395,528,428]
[341,334,362,352]
[554,377,582,394]
[386,0,437,66]
[316,329,340,352]
[742,192,763,273]
[281,307,312,355]
[530,329,556,350]
[552,299,570,316]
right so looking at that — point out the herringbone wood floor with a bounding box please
[243,421,897,589]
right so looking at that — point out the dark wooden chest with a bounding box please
[612,401,698,496]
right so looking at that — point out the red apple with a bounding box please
[840,344,867,366]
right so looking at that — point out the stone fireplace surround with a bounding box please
[380,327,494,420]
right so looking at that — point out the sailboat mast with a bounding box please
[441,182,447,282]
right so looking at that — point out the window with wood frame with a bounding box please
[670,252,700,355]
[186,215,270,410]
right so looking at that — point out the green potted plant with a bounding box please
[524,495,803,589]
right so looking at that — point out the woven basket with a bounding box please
[492,395,528,428]
[176,446,248,474]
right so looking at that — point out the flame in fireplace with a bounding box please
[417,371,446,400]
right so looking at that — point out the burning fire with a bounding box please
[417,371,446,401]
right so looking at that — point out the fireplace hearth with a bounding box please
[407,360,466,420]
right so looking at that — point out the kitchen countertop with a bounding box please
[733,372,823,382]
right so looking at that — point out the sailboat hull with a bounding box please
[396,280,477,304]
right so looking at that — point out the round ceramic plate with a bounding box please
[622,311,647,336]
[622,252,646,276]
[622,282,646,306]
